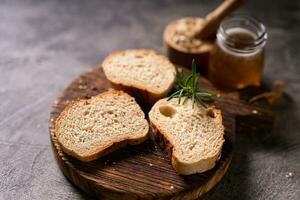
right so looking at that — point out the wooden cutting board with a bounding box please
[49,67,275,200]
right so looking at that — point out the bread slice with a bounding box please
[55,90,149,162]
[102,49,176,104]
[149,98,224,175]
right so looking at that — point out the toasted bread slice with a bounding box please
[149,98,224,175]
[102,49,176,104]
[55,90,149,162]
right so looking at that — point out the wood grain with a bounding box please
[49,67,274,200]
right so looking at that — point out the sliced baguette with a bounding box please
[55,90,149,162]
[149,98,224,175]
[102,49,176,104]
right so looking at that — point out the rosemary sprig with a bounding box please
[167,59,217,108]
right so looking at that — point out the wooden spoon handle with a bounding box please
[194,0,243,39]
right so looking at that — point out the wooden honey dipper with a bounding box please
[194,0,243,40]
[163,0,243,70]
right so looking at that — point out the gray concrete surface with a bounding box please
[0,0,299,199]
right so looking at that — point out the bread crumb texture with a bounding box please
[55,90,149,159]
[149,98,224,163]
[102,49,176,94]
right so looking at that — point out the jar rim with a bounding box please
[218,15,267,53]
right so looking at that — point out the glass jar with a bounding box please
[208,15,267,90]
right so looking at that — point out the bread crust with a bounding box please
[101,49,176,105]
[109,82,167,105]
[149,103,224,175]
[55,90,149,162]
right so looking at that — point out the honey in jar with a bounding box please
[208,16,267,90]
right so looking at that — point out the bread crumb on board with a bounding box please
[285,172,294,178]
[78,85,87,89]
[207,108,216,118]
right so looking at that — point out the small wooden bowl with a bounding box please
[164,17,214,70]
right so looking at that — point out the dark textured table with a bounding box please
[0,0,299,199]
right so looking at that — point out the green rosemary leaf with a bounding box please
[193,76,199,93]
[185,74,193,87]
[196,94,207,108]
[171,91,189,99]
[178,89,184,104]
[192,94,196,108]
[177,81,185,89]
[167,59,218,108]
[196,92,217,98]
[167,89,182,101]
